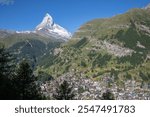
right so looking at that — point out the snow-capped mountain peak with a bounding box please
[35,13,71,41]
[36,13,54,30]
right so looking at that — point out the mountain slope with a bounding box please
[41,8,150,85]
[0,31,63,65]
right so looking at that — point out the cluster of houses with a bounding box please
[41,72,150,100]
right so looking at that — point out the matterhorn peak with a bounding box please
[36,13,54,30]
[35,13,71,41]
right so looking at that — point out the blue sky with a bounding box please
[0,0,150,33]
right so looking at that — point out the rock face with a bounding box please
[35,13,72,41]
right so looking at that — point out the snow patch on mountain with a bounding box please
[16,31,34,34]
[144,3,150,9]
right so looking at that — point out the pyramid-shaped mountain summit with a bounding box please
[35,13,71,41]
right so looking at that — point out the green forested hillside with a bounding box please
[40,8,150,84]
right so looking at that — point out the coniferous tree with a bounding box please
[14,60,43,100]
[0,45,15,99]
[0,45,14,79]
[53,80,75,100]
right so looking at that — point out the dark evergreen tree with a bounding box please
[0,45,14,79]
[53,80,75,100]
[101,90,115,100]
[14,60,43,100]
[0,45,15,99]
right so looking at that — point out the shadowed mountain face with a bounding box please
[0,31,63,66]
[41,8,150,84]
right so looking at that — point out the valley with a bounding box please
[0,5,150,100]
